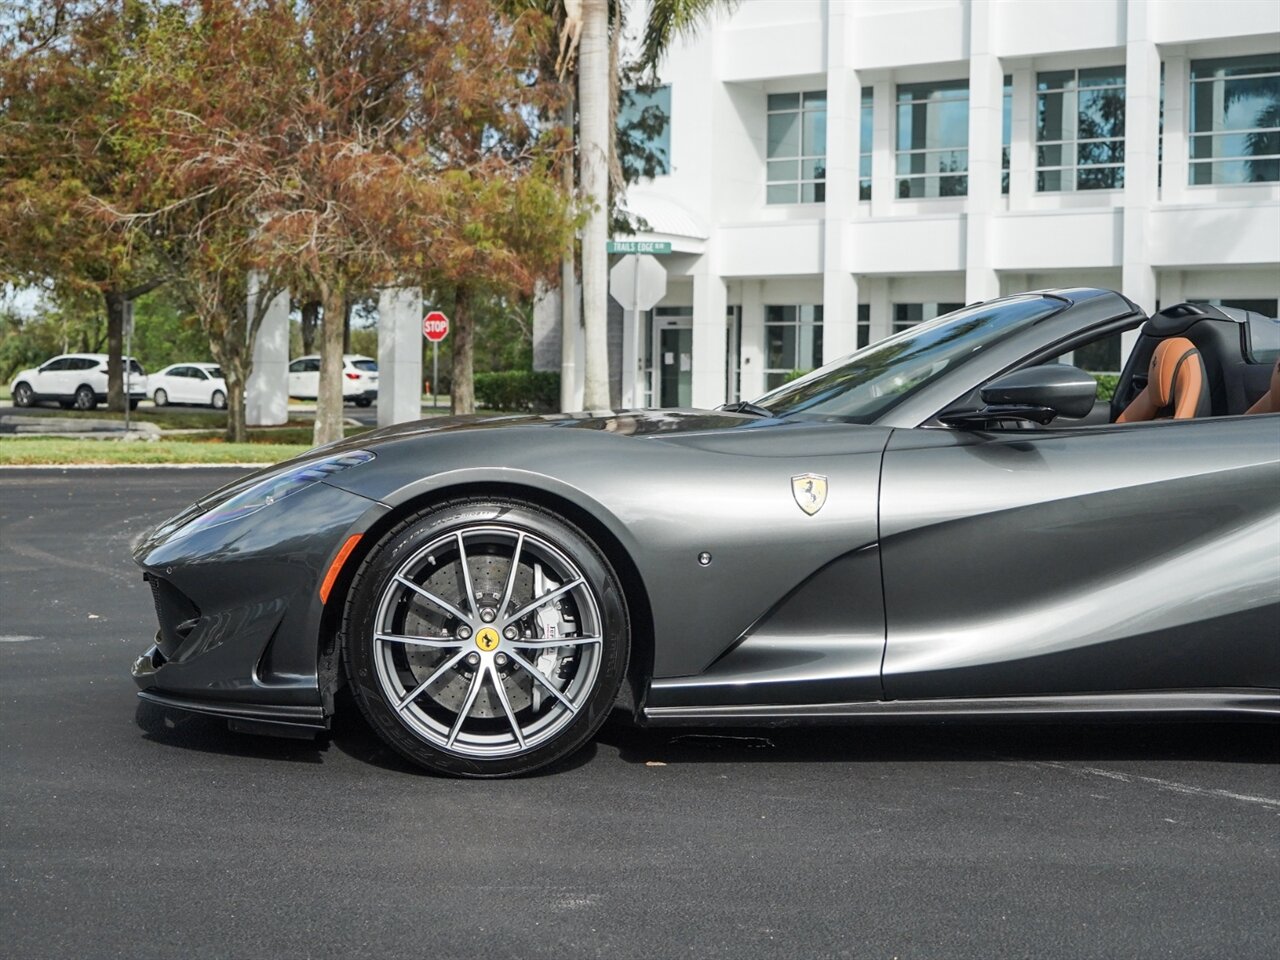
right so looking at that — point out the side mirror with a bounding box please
[941,364,1098,428]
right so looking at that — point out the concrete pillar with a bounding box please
[870,79,894,218]
[620,302,643,408]
[739,279,766,399]
[1161,53,1190,205]
[822,2,859,362]
[965,0,1002,304]
[1122,0,1161,360]
[1008,65,1034,210]
[867,276,891,342]
[691,263,728,408]
[245,273,289,426]
[376,287,423,427]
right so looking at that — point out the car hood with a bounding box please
[192,409,778,509]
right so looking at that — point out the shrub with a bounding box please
[473,371,560,412]
[1093,372,1119,402]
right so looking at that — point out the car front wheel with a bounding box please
[13,382,33,407]
[153,388,168,407]
[342,499,629,778]
[73,385,96,410]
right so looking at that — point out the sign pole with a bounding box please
[432,341,438,410]
[123,299,132,434]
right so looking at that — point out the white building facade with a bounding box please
[590,0,1280,409]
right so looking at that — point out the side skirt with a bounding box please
[640,689,1280,726]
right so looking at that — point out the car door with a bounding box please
[190,367,213,405]
[35,357,72,397]
[878,416,1280,699]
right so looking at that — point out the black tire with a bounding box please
[153,388,168,407]
[12,382,33,407]
[355,397,372,407]
[342,498,629,778]
[128,399,139,411]
[73,385,96,410]
[211,390,226,410]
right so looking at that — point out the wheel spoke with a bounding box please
[455,531,479,619]
[394,574,470,624]
[513,635,601,650]
[497,532,525,621]
[506,650,578,714]
[489,664,527,750]
[504,578,584,626]
[376,632,463,649]
[395,649,469,712]
[445,665,486,747]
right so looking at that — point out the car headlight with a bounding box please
[162,450,375,542]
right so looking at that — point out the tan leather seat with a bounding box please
[1117,336,1210,423]
[1246,359,1280,414]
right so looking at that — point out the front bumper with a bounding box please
[133,643,328,738]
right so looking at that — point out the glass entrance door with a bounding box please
[657,324,693,408]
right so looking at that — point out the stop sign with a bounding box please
[422,310,449,342]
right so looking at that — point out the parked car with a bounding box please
[287,354,378,406]
[130,290,1280,778]
[150,363,228,409]
[9,353,147,410]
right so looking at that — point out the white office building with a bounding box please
[545,0,1280,409]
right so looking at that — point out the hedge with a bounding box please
[474,371,560,412]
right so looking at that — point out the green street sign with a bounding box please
[607,240,672,254]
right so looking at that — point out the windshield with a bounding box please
[207,366,224,379]
[352,359,377,372]
[755,295,1066,422]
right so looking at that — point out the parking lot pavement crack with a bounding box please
[1001,758,1280,810]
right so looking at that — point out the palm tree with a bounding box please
[570,0,730,409]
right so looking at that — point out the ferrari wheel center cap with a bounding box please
[475,627,501,652]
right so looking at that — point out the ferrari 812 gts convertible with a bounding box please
[132,289,1280,776]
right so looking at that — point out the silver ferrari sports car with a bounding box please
[131,289,1280,777]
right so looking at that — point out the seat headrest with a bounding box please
[1149,337,1199,408]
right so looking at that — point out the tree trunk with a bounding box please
[559,96,579,413]
[578,0,610,411]
[451,289,475,415]
[104,289,126,412]
[300,299,321,354]
[225,367,247,443]
[314,283,347,446]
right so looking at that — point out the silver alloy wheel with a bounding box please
[74,386,95,410]
[370,524,604,759]
[154,388,168,407]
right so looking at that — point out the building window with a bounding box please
[859,86,873,201]
[1036,66,1125,191]
[893,302,964,334]
[857,303,870,348]
[896,79,968,198]
[767,91,826,204]
[1002,75,1012,194]
[619,84,671,179]
[1189,53,1280,185]
[764,304,823,388]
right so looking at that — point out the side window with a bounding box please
[306,358,321,373]
[289,359,307,373]
[42,358,69,372]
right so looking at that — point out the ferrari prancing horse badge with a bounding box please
[791,473,828,516]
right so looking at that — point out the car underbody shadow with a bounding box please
[596,716,1280,767]
[135,698,326,765]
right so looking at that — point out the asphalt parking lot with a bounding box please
[2,467,1277,959]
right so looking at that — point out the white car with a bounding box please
[288,353,378,407]
[9,353,147,410]
[150,363,228,409]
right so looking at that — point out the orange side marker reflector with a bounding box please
[320,534,363,604]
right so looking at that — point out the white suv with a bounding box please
[9,353,148,410]
[287,354,379,407]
